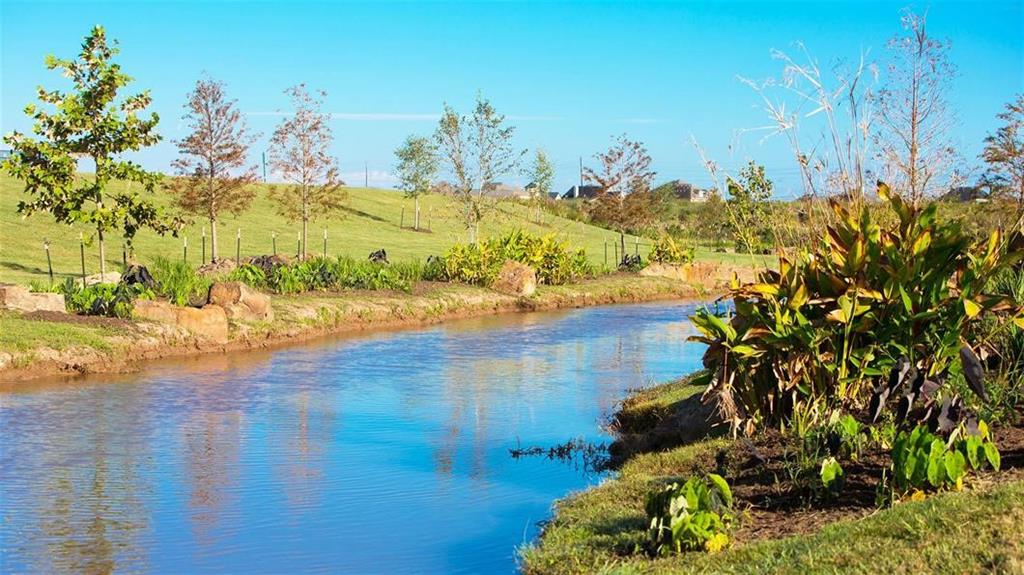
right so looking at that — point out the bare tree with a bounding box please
[394,135,438,231]
[434,93,524,242]
[170,77,259,263]
[584,135,656,255]
[982,94,1024,212]
[876,9,958,205]
[268,84,347,258]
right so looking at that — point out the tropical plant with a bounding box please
[690,182,1024,435]
[149,256,210,306]
[885,421,999,498]
[438,231,591,286]
[645,474,733,555]
[59,278,152,318]
[819,457,845,498]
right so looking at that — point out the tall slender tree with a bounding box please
[394,135,438,231]
[267,85,346,258]
[982,94,1024,213]
[170,77,259,262]
[2,26,175,275]
[434,93,524,242]
[875,9,958,205]
[527,149,555,223]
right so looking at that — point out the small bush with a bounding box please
[59,278,152,318]
[149,256,211,306]
[438,230,591,286]
[645,473,733,555]
[882,421,1000,501]
[649,235,695,264]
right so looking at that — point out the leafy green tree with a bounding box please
[434,93,524,242]
[394,135,438,231]
[3,26,176,276]
[725,161,773,255]
[982,94,1024,213]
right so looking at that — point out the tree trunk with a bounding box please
[619,231,626,262]
[302,217,308,260]
[210,218,219,263]
[97,226,106,276]
[414,196,420,231]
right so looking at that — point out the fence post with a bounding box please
[323,228,328,259]
[236,228,241,264]
[635,236,639,257]
[613,241,619,266]
[272,231,277,256]
[122,243,127,269]
[44,239,53,286]
[201,228,207,265]
[183,236,188,263]
[79,233,87,288]
[400,207,405,229]
[603,241,607,268]
[296,231,301,258]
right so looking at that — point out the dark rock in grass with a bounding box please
[244,254,292,275]
[120,264,156,289]
[369,249,389,264]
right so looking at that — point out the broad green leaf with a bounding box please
[963,299,981,319]
[984,442,1001,471]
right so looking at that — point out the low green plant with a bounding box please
[649,235,695,264]
[819,457,845,498]
[58,278,152,318]
[228,263,268,288]
[645,473,733,555]
[149,256,210,306]
[886,421,1000,499]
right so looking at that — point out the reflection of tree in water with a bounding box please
[30,386,154,574]
[266,385,339,517]
[184,410,242,548]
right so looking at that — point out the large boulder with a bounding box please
[207,281,273,322]
[491,261,537,297]
[197,259,237,276]
[133,300,229,343]
[243,254,291,275]
[0,284,66,313]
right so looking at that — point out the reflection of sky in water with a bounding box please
[0,301,708,574]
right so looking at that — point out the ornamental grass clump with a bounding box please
[691,183,1024,435]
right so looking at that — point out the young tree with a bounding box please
[527,149,555,223]
[394,135,438,231]
[2,26,175,276]
[726,161,773,255]
[583,135,657,255]
[981,94,1024,213]
[267,85,347,258]
[434,93,524,242]
[169,77,259,263]
[875,9,958,206]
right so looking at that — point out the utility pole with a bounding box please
[579,156,584,190]
[364,161,368,188]
[262,151,267,182]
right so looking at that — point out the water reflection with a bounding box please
[1,301,705,574]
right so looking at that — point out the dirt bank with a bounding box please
[0,271,732,383]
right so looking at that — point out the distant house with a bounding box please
[479,182,529,199]
[940,185,989,203]
[654,180,709,202]
[0,149,12,162]
[561,184,603,199]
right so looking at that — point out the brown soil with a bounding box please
[21,310,136,329]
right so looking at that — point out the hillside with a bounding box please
[0,174,762,285]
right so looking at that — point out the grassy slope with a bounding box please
[0,174,764,285]
[521,380,1024,575]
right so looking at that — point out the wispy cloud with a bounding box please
[611,117,666,124]
[245,111,563,122]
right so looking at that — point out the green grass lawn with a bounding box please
[0,312,116,353]
[0,173,769,285]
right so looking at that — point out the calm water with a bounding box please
[0,301,706,574]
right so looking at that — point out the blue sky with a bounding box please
[2,0,1022,196]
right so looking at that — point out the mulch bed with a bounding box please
[20,310,135,330]
[715,423,1024,544]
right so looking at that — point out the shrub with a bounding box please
[691,183,1024,435]
[883,421,1000,500]
[649,235,695,264]
[227,256,419,294]
[59,278,152,318]
[439,230,591,286]
[645,473,733,555]
[149,256,210,306]
[227,263,268,289]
